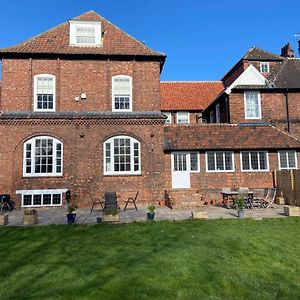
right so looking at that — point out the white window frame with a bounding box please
[104,135,141,175]
[33,74,56,112]
[216,103,221,123]
[23,136,63,177]
[278,150,298,170]
[176,111,190,124]
[69,20,102,47]
[205,151,235,172]
[240,151,269,172]
[260,62,270,73]
[112,75,132,112]
[164,112,172,124]
[190,152,200,173]
[16,189,67,207]
[244,91,262,119]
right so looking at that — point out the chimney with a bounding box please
[281,42,294,57]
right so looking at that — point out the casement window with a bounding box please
[173,152,200,172]
[69,20,102,46]
[34,74,56,111]
[260,62,269,73]
[278,150,297,170]
[244,91,261,119]
[112,75,132,111]
[23,136,63,177]
[104,136,141,175]
[206,151,234,172]
[190,152,200,172]
[241,151,269,171]
[216,104,221,123]
[176,111,189,124]
[16,189,67,207]
[164,112,172,124]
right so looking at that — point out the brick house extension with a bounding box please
[161,43,300,203]
[0,11,166,207]
[1,10,300,207]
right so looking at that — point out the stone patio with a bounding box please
[0,204,288,226]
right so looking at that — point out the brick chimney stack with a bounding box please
[281,42,294,57]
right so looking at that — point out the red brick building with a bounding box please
[1,11,300,207]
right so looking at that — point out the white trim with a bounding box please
[69,20,102,47]
[225,65,268,94]
[16,189,67,207]
[176,111,190,124]
[240,151,269,172]
[278,150,298,170]
[260,62,270,73]
[112,75,132,112]
[33,74,56,112]
[164,112,172,124]
[205,151,235,173]
[103,135,141,176]
[244,90,262,119]
[23,136,63,177]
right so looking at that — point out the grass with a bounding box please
[0,218,300,300]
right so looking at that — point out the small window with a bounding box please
[241,151,269,171]
[34,74,55,111]
[244,91,261,119]
[206,151,234,172]
[190,152,200,172]
[164,112,172,124]
[69,20,102,46]
[278,150,297,170]
[23,136,63,177]
[216,104,220,123]
[260,62,269,73]
[112,75,132,111]
[104,135,141,175]
[177,112,189,124]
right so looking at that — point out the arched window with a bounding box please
[112,75,132,112]
[104,135,140,175]
[34,74,56,111]
[23,136,63,177]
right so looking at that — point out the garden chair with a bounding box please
[89,192,104,213]
[252,189,266,208]
[262,188,276,208]
[124,191,139,211]
[104,192,119,211]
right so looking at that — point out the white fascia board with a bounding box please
[225,64,269,94]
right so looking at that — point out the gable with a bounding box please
[225,65,268,94]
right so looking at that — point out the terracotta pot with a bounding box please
[159,200,165,206]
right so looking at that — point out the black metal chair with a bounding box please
[104,192,119,211]
[124,191,139,211]
[89,192,104,213]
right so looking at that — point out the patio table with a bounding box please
[221,191,254,209]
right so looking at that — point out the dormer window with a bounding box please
[260,62,269,73]
[69,20,102,46]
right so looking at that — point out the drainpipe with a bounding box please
[284,89,290,132]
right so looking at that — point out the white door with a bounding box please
[172,152,190,188]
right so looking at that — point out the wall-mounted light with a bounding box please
[75,96,80,102]
[81,93,87,100]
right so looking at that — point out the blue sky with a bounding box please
[0,0,299,81]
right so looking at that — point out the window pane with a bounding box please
[242,153,250,170]
[216,152,224,170]
[53,194,61,205]
[33,195,42,206]
[190,153,198,171]
[23,195,32,206]
[288,151,296,168]
[43,194,51,205]
[207,153,215,171]
[250,152,259,170]
[177,112,189,124]
[279,151,287,169]
[259,152,267,170]
[245,91,260,118]
[224,152,233,170]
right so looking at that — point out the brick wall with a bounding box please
[0,58,161,112]
[0,118,165,207]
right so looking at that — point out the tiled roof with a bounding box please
[160,81,224,111]
[164,124,300,150]
[0,11,165,58]
[243,47,283,61]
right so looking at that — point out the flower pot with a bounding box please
[66,213,76,224]
[96,216,102,224]
[237,209,244,218]
[159,200,165,207]
[23,214,38,225]
[147,212,155,220]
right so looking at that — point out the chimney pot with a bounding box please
[281,42,294,58]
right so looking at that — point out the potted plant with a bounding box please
[236,196,245,218]
[23,209,38,225]
[66,194,78,224]
[147,204,156,220]
[103,207,120,223]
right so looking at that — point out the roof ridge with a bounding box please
[270,59,288,84]
[271,124,300,142]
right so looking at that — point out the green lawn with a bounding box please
[0,218,300,300]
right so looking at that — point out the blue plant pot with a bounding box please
[147,212,155,220]
[66,213,76,224]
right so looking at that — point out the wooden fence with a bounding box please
[275,169,300,206]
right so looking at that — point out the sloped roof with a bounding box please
[243,47,283,61]
[0,11,165,58]
[160,81,224,111]
[164,124,300,150]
